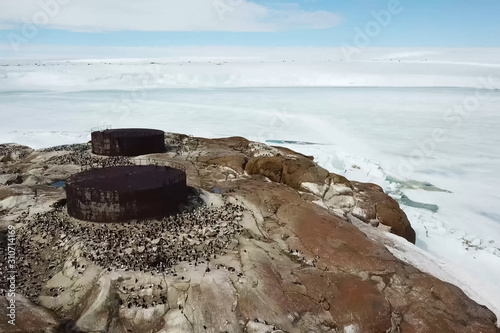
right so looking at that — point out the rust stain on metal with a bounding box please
[66,165,187,222]
[91,128,165,156]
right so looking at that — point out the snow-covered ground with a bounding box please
[1,48,499,323]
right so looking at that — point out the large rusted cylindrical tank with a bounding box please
[66,165,187,222]
[91,128,165,156]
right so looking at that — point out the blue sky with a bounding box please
[0,0,499,52]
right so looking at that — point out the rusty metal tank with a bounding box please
[91,128,165,156]
[66,165,187,222]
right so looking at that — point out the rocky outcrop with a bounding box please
[0,134,497,333]
[199,154,248,173]
[245,155,330,190]
[350,182,416,243]
[0,295,59,333]
[242,150,414,243]
[0,144,33,163]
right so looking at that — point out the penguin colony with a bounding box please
[4,200,245,304]
[40,143,89,153]
[47,151,134,169]
[0,139,245,312]
[43,143,135,169]
[0,144,32,161]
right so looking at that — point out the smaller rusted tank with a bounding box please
[91,128,165,156]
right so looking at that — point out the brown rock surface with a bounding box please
[0,134,497,333]
[0,144,33,163]
[0,295,59,333]
[245,155,329,189]
[352,181,416,243]
[198,154,248,173]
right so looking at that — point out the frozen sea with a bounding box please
[1,49,500,322]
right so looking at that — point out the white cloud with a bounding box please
[0,0,342,32]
